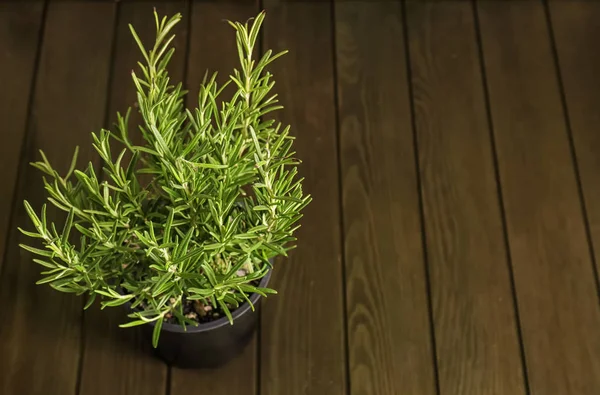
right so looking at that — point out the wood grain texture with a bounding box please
[0,2,116,394]
[405,2,527,394]
[0,2,44,274]
[334,2,436,394]
[78,3,188,395]
[259,2,346,394]
[548,0,600,286]
[169,3,259,394]
[477,1,600,393]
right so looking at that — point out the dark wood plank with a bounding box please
[0,2,116,394]
[548,0,600,286]
[169,2,259,394]
[405,2,527,393]
[171,341,256,394]
[78,2,188,395]
[260,1,346,394]
[476,1,600,393]
[334,2,435,394]
[0,2,45,274]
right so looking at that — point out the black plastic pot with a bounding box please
[137,269,272,369]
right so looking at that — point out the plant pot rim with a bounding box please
[144,268,273,334]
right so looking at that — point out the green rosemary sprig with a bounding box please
[18,10,310,347]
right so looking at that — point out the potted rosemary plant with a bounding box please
[18,10,310,369]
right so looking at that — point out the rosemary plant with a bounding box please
[18,11,310,347]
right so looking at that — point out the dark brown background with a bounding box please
[1,1,600,394]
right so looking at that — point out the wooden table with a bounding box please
[1,1,599,394]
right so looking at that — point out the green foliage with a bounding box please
[18,10,310,347]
